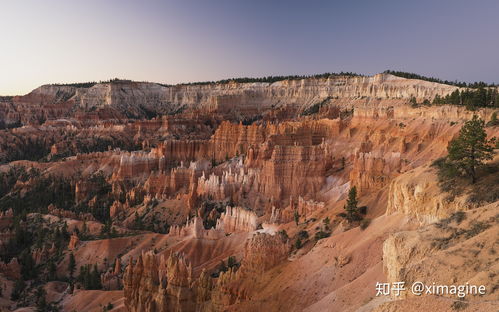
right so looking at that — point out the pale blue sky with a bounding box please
[1,0,498,95]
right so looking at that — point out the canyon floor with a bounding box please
[0,74,497,311]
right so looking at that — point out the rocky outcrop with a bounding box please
[101,258,123,290]
[240,232,290,274]
[116,151,166,180]
[196,164,253,202]
[383,202,499,300]
[48,205,96,221]
[269,205,294,224]
[67,74,460,114]
[1,73,459,127]
[350,151,402,194]
[269,197,325,224]
[109,200,126,218]
[295,197,325,221]
[386,165,471,223]
[0,257,21,279]
[68,233,80,250]
[215,206,258,233]
[124,251,195,312]
[168,217,224,239]
[248,143,330,208]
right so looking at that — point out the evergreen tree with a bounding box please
[20,250,36,280]
[434,93,446,105]
[295,238,302,249]
[409,96,418,107]
[68,253,76,279]
[101,219,112,238]
[227,256,238,269]
[80,265,87,286]
[344,186,361,222]
[91,264,102,289]
[111,226,118,238]
[323,217,330,231]
[61,222,69,241]
[487,112,499,126]
[48,259,57,281]
[218,260,227,273]
[35,286,48,312]
[80,221,88,239]
[11,279,25,300]
[294,211,299,225]
[77,264,102,290]
[134,212,143,230]
[447,115,495,183]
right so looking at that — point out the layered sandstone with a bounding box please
[2,73,498,312]
[168,216,224,239]
[215,206,258,233]
[350,151,402,194]
[240,232,290,274]
[124,251,195,312]
[60,74,461,113]
[1,73,459,127]
[383,202,499,302]
[385,165,471,223]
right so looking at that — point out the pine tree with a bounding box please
[91,264,102,289]
[344,186,361,222]
[20,250,36,280]
[219,260,227,273]
[35,286,47,312]
[409,96,418,107]
[227,256,237,269]
[101,219,112,237]
[294,211,299,225]
[487,112,499,126]
[323,217,330,231]
[61,222,69,241]
[134,212,143,230]
[48,259,57,281]
[447,115,495,183]
[81,221,88,239]
[68,253,76,279]
[11,279,25,300]
[295,238,302,249]
[78,265,89,288]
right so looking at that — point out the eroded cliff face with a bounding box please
[71,74,459,114]
[385,165,473,223]
[239,232,290,274]
[2,74,498,312]
[122,232,290,312]
[0,73,459,127]
[215,206,258,233]
[124,251,194,312]
[382,202,499,304]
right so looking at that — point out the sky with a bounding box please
[1,0,498,95]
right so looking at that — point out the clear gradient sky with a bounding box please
[1,0,498,95]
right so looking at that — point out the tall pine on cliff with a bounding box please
[344,186,361,222]
[68,253,76,279]
[447,115,495,183]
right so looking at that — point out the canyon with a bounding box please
[0,73,497,312]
